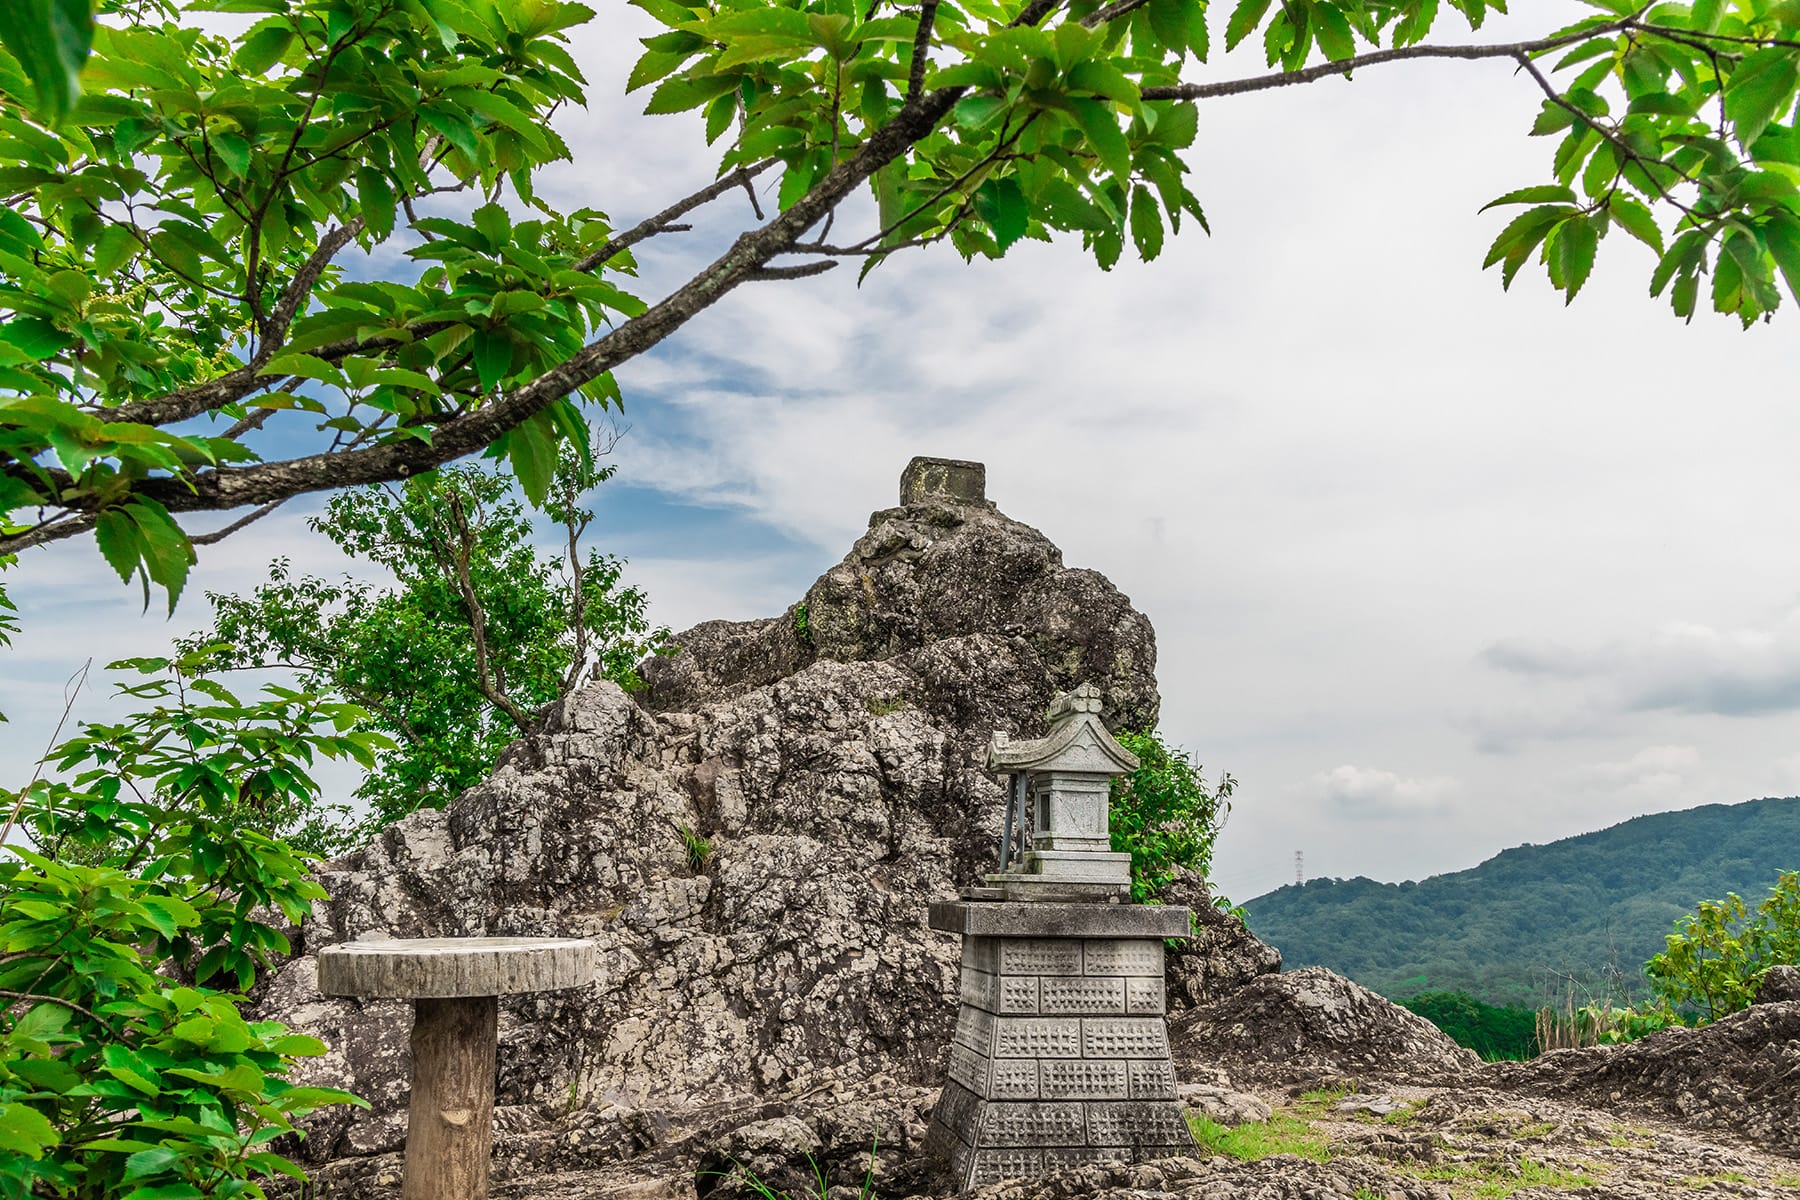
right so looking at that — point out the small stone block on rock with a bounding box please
[900,456,987,507]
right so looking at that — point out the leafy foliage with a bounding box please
[1243,797,1800,1008]
[1400,990,1537,1061]
[0,648,370,1197]
[1644,869,1800,1022]
[1109,728,1233,904]
[187,460,667,835]
[5,0,1800,608]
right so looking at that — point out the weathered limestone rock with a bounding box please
[1169,966,1479,1086]
[1753,963,1800,1005]
[1493,999,1800,1154]
[1155,868,1281,1012]
[258,465,1165,1162]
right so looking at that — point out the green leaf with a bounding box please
[234,22,293,74]
[1129,184,1164,260]
[974,176,1029,250]
[643,73,740,114]
[0,0,94,124]
[506,410,558,507]
[94,508,143,585]
[1557,214,1598,302]
[357,167,396,241]
[1069,98,1131,179]
[1606,193,1662,254]
[1312,2,1355,62]
[1226,0,1273,50]
[473,328,512,391]
[0,1101,59,1158]
[1725,48,1799,150]
[0,315,73,360]
[1479,184,1577,212]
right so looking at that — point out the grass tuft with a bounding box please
[1187,1113,1332,1162]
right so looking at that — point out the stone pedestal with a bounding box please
[924,902,1196,1189]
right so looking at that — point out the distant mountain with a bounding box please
[1241,797,1800,1009]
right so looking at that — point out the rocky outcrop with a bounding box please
[1169,966,1479,1086]
[258,468,1165,1162]
[1494,1000,1800,1154]
[1754,963,1800,1005]
[1158,868,1281,1011]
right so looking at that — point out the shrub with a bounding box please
[0,649,370,1196]
[1644,870,1800,1023]
[1109,730,1233,905]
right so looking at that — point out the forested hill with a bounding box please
[1241,797,1800,1008]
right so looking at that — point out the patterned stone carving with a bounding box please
[1081,1017,1169,1059]
[979,1102,1086,1147]
[1000,940,1083,976]
[1124,977,1165,1014]
[927,905,1194,1191]
[961,968,1040,1014]
[994,1016,1081,1058]
[1127,1058,1177,1100]
[1085,1101,1194,1147]
[989,1059,1039,1100]
[1044,1147,1130,1170]
[1038,976,1125,1014]
[948,1043,989,1094]
[971,1150,1041,1185]
[1040,1059,1128,1100]
[954,1006,996,1055]
[1083,939,1163,977]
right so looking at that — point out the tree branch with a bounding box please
[573,159,777,272]
[1139,18,1637,102]
[908,0,940,100]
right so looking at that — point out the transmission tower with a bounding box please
[1295,850,1304,886]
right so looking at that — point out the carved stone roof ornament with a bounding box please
[981,682,1138,902]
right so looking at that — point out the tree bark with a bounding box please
[405,995,500,1200]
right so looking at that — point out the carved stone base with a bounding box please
[924,902,1196,1190]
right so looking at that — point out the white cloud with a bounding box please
[1579,744,1702,796]
[1303,765,1461,820]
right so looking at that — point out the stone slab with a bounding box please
[1081,1017,1170,1059]
[900,456,987,506]
[1085,1101,1193,1147]
[1083,940,1165,976]
[316,936,597,999]
[977,1102,1085,1147]
[928,901,1190,938]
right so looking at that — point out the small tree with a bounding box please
[1644,870,1800,1023]
[1108,729,1233,904]
[189,458,667,837]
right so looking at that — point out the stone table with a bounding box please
[317,936,598,1200]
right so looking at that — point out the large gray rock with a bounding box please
[1754,963,1800,1005]
[1169,966,1479,1086]
[259,480,1163,1162]
[1157,868,1281,1011]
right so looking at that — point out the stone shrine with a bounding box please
[924,685,1197,1188]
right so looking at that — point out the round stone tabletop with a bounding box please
[316,936,599,999]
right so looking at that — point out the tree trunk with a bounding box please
[404,995,499,1200]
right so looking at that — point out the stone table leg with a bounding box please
[404,995,500,1200]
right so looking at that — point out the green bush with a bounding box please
[1399,991,1537,1061]
[0,650,369,1196]
[1645,870,1800,1023]
[1109,730,1233,905]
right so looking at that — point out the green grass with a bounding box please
[1772,1176,1800,1189]
[1681,1172,1751,1188]
[1410,1157,1597,1197]
[1187,1113,1332,1162]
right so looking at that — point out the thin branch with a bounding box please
[908,0,940,101]
[188,499,287,546]
[0,659,90,849]
[1139,18,1637,101]
[0,989,108,1025]
[443,491,532,733]
[1082,0,1151,27]
[573,159,777,272]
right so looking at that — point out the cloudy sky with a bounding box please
[8,3,1800,901]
